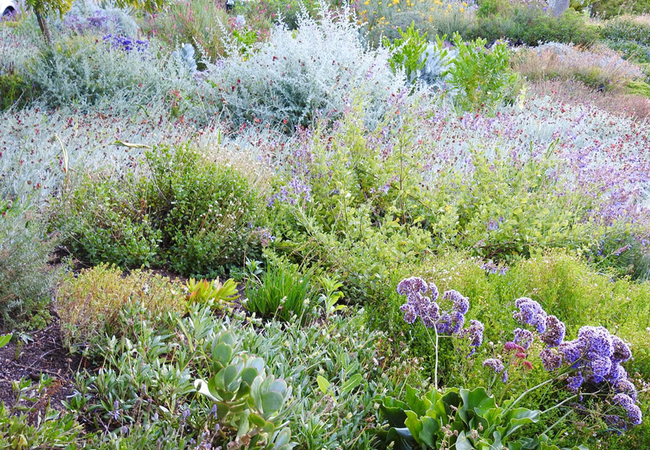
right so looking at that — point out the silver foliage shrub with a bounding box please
[206,4,406,131]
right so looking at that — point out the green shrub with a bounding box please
[592,0,650,18]
[56,145,266,277]
[469,7,599,47]
[55,263,185,350]
[56,173,162,269]
[0,71,32,111]
[0,199,57,330]
[142,146,265,277]
[445,33,522,113]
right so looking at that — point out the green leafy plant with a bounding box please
[194,331,293,448]
[375,385,587,450]
[445,33,522,113]
[186,278,239,310]
[384,22,428,83]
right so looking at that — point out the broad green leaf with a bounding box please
[340,374,362,395]
[316,375,330,394]
[262,391,284,415]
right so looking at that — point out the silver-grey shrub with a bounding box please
[206,4,406,131]
[25,33,198,114]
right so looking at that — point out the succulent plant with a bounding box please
[195,331,294,449]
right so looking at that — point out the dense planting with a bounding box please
[2,0,650,449]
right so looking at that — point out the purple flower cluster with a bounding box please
[539,315,566,348]
[612,393,643,426]
[513,328,534,350]
[513,297,547,333]
[397,277,483,351]
[102,34,149,54]
[480,260,509,275]
[483,358,505,373]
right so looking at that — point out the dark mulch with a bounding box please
[0,315,85,413]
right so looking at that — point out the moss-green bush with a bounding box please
[56,145,266,277]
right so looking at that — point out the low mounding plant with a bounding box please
[55,263,185,349]
[514,43,644,92]
[206,3,405,131]
[26,33,196,113]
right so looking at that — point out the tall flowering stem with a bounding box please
[397,276,484,390]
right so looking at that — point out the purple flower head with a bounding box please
[397,277,429,298]
[436,310,465,335]
[590,356,613,382]
[400,303,417,324]
[540,315,566,348]
[577,326,613,359]
[613,393,643,426]
[567,372,584,392]
[540,348,563,371]
[559,340,584,365]
[607,363,628,384]
[443,289,469,315]
[502,370,508,383]
[483,358,505,373]
[617,380,638,402]
[513,297,547,333]
[465,319,484,348]
[420,301,441,328]
[611,336,632,364]
[513,328,534,350]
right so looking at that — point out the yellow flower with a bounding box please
[364,0,370,4]
[428,14,433,21]
[462,1,467,5]
[460,7,464,11]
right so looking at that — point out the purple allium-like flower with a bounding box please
[577,326,613,359]
[567,372,584,392]
[513,297,547,333]
[513,328,534,350]
[465,319,484,348]
[540,348,563,371]
[559,340,583,365]
[483,358,505,373]
[613,393,643,426]
[604,414,626,429]
[436,310,465,335]
[611,336,632,364]
[590,356,613,383]
[397,277,428,297]
[617,380,638,401]
[607,363,628,384]
[444,290,469,314]
[400,303,417,324]
[540,315,566,348]
[421,301,441,328]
